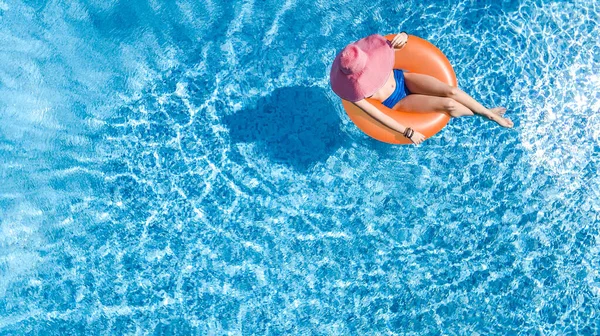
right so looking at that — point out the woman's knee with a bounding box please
[440,98,467,117]
[440,98,473,117]
[440,98,456,112]
[445,87,459,98]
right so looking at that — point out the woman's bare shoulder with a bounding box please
[353,99,376,111]
[352,99,368,106]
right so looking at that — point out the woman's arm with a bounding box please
[353,99,425,144]
[354,99,408,133]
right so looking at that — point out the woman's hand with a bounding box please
[409,130,426,145]
[390,32,408,49]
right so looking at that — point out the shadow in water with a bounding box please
[223,86,346,172]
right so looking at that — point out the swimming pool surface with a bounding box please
[1,0,600,334]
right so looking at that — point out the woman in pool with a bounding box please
[330,33,513,145]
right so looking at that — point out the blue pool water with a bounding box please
[1,0,600,334]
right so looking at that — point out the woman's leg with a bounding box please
[394,94,474,117]
[403,72,513,127]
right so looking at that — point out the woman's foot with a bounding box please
[487,107,513,128]
[490,107,507,116]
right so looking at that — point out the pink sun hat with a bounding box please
[330,34,395,102]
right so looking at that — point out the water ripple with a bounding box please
[1,0,600,334]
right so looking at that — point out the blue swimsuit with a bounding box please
[382,69,411,108]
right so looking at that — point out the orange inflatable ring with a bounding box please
[341,34,457,144]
